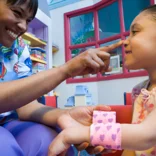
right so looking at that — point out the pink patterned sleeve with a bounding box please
[90,111,122,150]
[90,122,122,150]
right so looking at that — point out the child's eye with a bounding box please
[132,30,138,35]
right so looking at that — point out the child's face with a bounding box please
[124,11,156,71]
[0,0,34,47]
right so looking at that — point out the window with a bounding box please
[98,1,120,39]
[70,13,95,45]
[64,0,154,83]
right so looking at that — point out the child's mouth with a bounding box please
[125,51,132,54]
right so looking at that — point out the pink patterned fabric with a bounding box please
[90,111,121,150]
[93,111,116,124]
[90,123,121,150]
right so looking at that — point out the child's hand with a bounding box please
[48,126,90,156]
[57,105,111,154]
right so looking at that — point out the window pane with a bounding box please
[70,12,95,45]
[71,47,87,58]
[100,39,123,76]
[98,1,120,40]
[123,0,150,31]
[71,46,97,79]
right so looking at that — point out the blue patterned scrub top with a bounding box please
[0,37,32,124]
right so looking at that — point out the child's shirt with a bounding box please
[132,79,156,156]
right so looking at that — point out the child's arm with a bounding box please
[48,108,156,156]
[121,107,156,150]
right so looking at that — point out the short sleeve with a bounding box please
[131,79,149,105]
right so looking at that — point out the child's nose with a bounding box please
[123,39,129,48]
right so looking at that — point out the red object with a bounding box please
[45,96,57,108]
[124,92,132,105]
[102,105,133,156]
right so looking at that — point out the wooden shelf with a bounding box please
[52,43,59,53]
[22,32,47,47]
[30,56,47,64]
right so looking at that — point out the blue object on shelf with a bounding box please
[75,85,89,96]
[30,47,46,53]
[64,96,75,107]
[86,93,93,105]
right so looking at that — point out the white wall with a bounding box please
[98,76,148,105]
[51,0,149,108]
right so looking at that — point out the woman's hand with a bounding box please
[62,41,123,78]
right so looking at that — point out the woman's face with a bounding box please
[123,11,156,71]
[0,0,34,47]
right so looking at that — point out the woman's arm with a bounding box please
[17,100,67,126]
[0,41,122,113]
[0,65,68,113]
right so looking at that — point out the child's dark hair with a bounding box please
[142,4,156,20]
[6,0,38,18]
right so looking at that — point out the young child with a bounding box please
[48,4,156,156]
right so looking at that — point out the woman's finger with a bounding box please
[58,150,68,156]
[85,146,105,155]
[98,40,123,52]
[96,51,110,72]
[75,142,89,151]
[92,105,111,111]
[85,59,100,73]
[92,53,105,66]
[92,52,108,72]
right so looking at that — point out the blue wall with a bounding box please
[38,0,51,17]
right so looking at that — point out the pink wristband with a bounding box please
[90,123,122,150]
[93,111,116,124]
